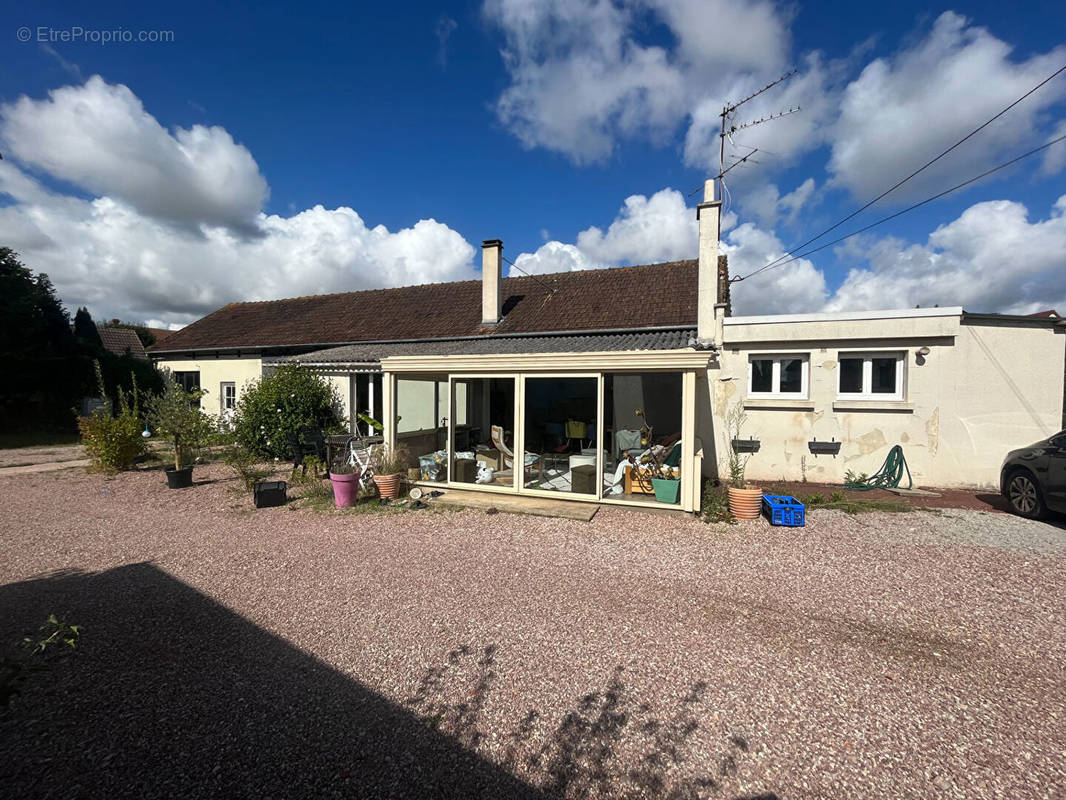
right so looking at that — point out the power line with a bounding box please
[500,253,558,295]
[734,131,1066,282]
[749,62,1066,277]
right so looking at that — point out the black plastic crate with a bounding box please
[253,480,287,508]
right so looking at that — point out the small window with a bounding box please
[838,352,904,400]
[747,355,809,398]
[173,371,200,393]
[220,382,236,411]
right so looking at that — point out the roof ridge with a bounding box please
[209,259,698,309]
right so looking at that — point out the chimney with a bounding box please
[696,180,724,343]
[481,239,503,327]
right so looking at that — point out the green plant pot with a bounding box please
[651,477,680,504]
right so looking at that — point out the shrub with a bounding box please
[77,361,146,472]
[223,444,275,493]
[145,371,216,471]
[700,479,734,524]
[232,365,345,460]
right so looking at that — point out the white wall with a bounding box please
[705,317,1064,489]
[155,356,263,416]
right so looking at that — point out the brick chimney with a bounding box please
[696,180,724,343]
[481,239,503,327]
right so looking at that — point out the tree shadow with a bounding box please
[404,644,778,799]
[0,563,541,799]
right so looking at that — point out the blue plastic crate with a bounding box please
[762,494,805,527]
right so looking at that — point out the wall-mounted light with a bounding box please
[917,346,931,356]
[916,346,930,366]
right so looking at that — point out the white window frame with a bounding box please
[220,381,237,411]
[837,351,905,401]
[747,354,809,399]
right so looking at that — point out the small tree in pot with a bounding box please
[146,372,215,488]
[724,404,762,519]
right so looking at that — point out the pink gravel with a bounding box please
[1,463,1064,798]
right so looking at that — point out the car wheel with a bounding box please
[1006,470,1045,519]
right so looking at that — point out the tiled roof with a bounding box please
[98,327,148,360]
[153,259,708,353]
[147,327,175,342]
[266,328,698,366]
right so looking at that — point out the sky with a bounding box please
[1,0,1064,329]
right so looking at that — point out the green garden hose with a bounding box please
[844,444,913,491]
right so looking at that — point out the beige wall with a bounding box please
[155,356,263,416]
[704,316,1064,489]
[319,373,351,430]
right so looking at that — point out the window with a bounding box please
[838,352,904,400]
[220,382,236,412]
[747,355,809,398]
[173,371,200,393]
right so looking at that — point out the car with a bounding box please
[1000,430,1066,519]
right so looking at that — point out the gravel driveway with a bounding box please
[1,465,1063,799]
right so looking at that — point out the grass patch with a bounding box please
[0,432,81,450]
[800,490,910,514]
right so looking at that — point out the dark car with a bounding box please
[1000,430,1066,518]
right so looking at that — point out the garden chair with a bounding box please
[490,425,543,483]
[288,427,328,476]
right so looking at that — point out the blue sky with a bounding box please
[1,0,1064,326]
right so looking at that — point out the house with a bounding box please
[151,182,1066,508]
[98,327,149,360]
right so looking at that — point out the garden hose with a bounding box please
[844,444,913,491]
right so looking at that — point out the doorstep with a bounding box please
[430,488,598,522]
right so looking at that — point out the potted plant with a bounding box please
[371,442,409,500]
[328,454,360,508]
[146,372,214,489]
[724,405,762,519]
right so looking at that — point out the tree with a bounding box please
[73,307,102,348]
[0,248,89,431]
[146,371,215,471]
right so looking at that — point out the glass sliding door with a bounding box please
[449,376,517,489]
[395,374,448,483]
[602,372,683,505]
[520,376,600,496]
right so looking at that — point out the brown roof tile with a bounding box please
[153,259,705,353]
[98,327,149,360]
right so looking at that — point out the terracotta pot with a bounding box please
[373,472,402,500]
[727,485,763,520]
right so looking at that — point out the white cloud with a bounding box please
[743,177,817,229]
[1042,120,1066,175]
[724,221,827,314]
[511,187,696,274]
[483,0,835,168]
[0,78,476,326]
[829,12,1066,202]
[826,195,1066,314]
[0,76,268,232]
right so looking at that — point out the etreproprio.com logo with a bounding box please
[17,26,175,44]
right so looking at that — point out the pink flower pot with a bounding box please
[329,471,360,508]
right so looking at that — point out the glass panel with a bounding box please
[779,359,803,394]
[451,377,514,487]
[522,377,598,494]
[871,357,897,394]
[395,375,447,483]
[839,358,863,394]
[750,359,773,393]
[603,373,682,505]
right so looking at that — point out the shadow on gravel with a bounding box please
[0,563,543,799]
[405,644,778,799]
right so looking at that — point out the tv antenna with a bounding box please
[717,69,800,184]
